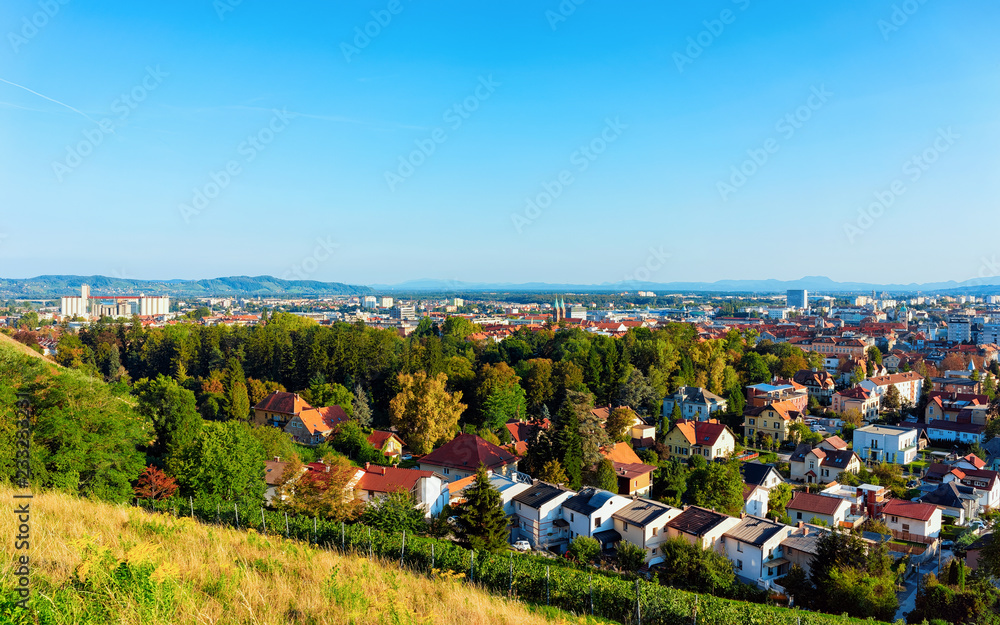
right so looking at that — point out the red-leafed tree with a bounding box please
[134,466,178,500]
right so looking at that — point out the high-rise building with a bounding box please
[786,289,808,309]
[362,296,377,309]
[390,305,415,320]
[379,296,394,308]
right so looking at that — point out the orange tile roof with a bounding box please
[600,442,642,464]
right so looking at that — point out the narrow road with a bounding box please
[895,547,950,621]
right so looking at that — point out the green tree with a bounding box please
[225,358,250,421]
[767,482,793,521]
[519,358,554,410]
[605,407,636,443]
[455,465,509,552]
[389,371,466,455]
[616,367,660,415]
[740,352,771,384]
[568,536,601,564]
[537,458,568,485]
[595,458,619,493]
[330,421,383,465]
[352,383,373,428]
[616,541,647,570]
[134,374,203,458]
[882,384,901,413]
[688,457,744,516]
[173,420,266,508]
[657,537,736,595]
[362,490,426,533]
[249,424,298,463]
[551,396,584,489]
[475,362,527,431]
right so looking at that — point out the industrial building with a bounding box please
[59,284,170,320]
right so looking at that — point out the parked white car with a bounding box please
[512,540,531,552]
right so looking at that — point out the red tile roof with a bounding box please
[356,465,435,494]
[296,405,350,436]
[253,391,313,415]
[600,442,643,464]
[367,430,405,451]
[504,418,550,444]
[419,433,518,471]
[883,499,938,522]
[787,492,846,516]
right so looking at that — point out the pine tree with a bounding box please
[552,398,583,489]
[538,459,569,485]
[352,383,373,428]
[456,465,509,553]
[225,358,250,421]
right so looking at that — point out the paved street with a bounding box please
[895,548,951,621]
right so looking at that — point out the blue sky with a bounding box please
[1,1,998,286]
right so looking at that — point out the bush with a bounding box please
[568,536,601,564]
[616,541,647,571]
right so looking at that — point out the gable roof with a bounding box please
[919,481,978,509]
[367,430,405,450]
[961,453,986,469]
[817,449,858,469]
[724,515,788,547]
[666,506,732,536]
[601,442,643,464]
[819,435,848,450]
[613,462,657,480]
[765,400,803,421]
[740,462,781,487]
[671,419,730,447]
[296,405,350,436]
[787,491,846,516]
[420,433,518,471]
[356,465,435,494]
[513,482,571,509]
[613,498,677,527]
[505,418,550,444]
[882,499,938,522]
[264,460,289,486]
[254,391,313,415]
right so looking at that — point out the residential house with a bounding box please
[951,469,1000,511]
[662,419,736,462]
[746,382,808,412]
[513,482,575,552]
[599,443,657,497]
[263,459,298,505]
[831,386,880,420]
[852,424,919,465]
[720,516,794,585]
[955,453,988,471]
[742,401,805,445]
[284,405,351,446]
[448,474,530,518]
[742,483,770,518]
[931,376,982,395]
[253,391,313,428]
[630,422,657,450]
[789,443,861,484]
[504,418,550,455]
[562,487,632,547]
[740,463,784,490]
[918,481,979,524]
[354,464,448,518]
[792,368,837,405]
[661,386,728,421]
[367,430,405,461]
[965,532,993,571]
[780,524,833,576]
[787,491,852,527]
[665,505,740,551]
[418,433,520,482]
[859,371,925,406]
[612,498,683,565]
[925,392,991,423]
[882,499,942,541]
[922,420,987,445]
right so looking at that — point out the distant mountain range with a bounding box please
[0,275,372,299]
[3,274,1000,299]
[373,275,1000,295]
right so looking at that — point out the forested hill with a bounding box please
[0,275,372,299]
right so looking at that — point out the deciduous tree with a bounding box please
[389,371,465,455]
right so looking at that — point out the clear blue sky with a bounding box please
[2,1,998,286]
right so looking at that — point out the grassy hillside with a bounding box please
[0,332,57,365]
[0,486,607,625]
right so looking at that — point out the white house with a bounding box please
[743,483,770,518]
[513,482,575,552]
[611,498,682,565]
[786,492,852,528]
[561,487,632,547]
[882,499,942,540]
[662,386,728,421]
[720,516,794,585]
[353,464,448,518]
[665,506,740,551]
[948,469,1000,512]
[852,424,919,465]
[860,371,924,406]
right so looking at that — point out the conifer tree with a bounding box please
[456,465,509,552]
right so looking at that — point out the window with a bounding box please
[891,516,898,523]
[623,523,628,531]
[902,523,910,531]
[737,559,743,570]
[651,548,657,555]
[736,542,743,553]
[652,527,658,537]
[570,513,574,522]
[595,517,601,527]
[518,503,522,510]
[768,567,774,577]
[809,461,815,469]
[796,512,803,520]
[749,418,756,426]
[443,468,450,475]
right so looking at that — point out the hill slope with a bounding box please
[0,487,602,625]
[0,274,372,298]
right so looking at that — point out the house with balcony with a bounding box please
[882,499,942,542]
[852,424,919,465]
[253,391,314,428]
[859,371,924,407]
[787,491,852,527]
[742,401,805,446]
[611,498,682,565]
[720,516,794,586]
[662,386,728,421]
[513,481,575,552]
[665,506,740,551]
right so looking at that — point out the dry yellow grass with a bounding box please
[0,486,602,625]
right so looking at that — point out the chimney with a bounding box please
[273,456,280,462]
[365,462,371,471]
